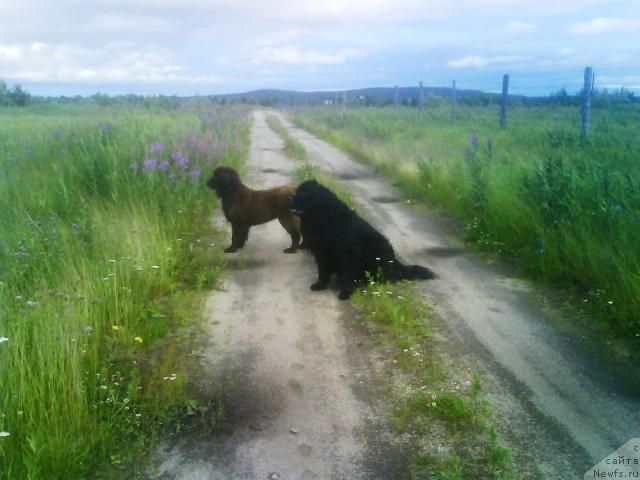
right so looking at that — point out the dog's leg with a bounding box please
[225,223,249,253]
[338,261,356,300]
[284,231,301,254]
[310,254,331,291]
[278,215,300,253]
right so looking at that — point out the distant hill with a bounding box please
[217,85,509,101]
[211,85,536,107]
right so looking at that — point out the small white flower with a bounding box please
[151,265,160,269]
[135,266,144,271]
[15,295,23,301]
[102,277,109,281]
[607,300,614,305]
[109,259,117,263]
[0,337,8,344]
[0,432,9,437]
[375,257,380,261]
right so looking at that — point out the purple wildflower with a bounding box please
[53,128,62,138]
[26,147,33,157]
[158,160,170,171]
[71,223,79,230]
[189,169,201,177]
[150,142,165,154]
[100,124,111,133]
[130,161,138,171]
[143,158,157,170]
[469,132,478,148]
[172,151,189,168]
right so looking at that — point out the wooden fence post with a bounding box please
[500,74,509,129]
[394,85,399,111]
[451,80,457,123]
[582,66,593,138]
[418,81,424,111]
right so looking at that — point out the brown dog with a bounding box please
[207,166,301,253]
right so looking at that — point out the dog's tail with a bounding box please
[398,263,437,281]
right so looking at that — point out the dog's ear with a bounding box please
[215,167,239,184]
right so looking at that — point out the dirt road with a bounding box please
[154,110,640,479]
[154,111,403,479]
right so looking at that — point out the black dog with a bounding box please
[290,180,436,300]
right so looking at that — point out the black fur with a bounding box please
[290,180,436,300]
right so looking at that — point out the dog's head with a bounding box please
[289,180,335,217]
[207,166,241,198]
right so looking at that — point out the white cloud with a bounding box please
[447,55,532,68]
[504,21,537,34]
[0,42,220,83]
[555,47,576,56]
[251,46,364,65]
[569,17,640,35]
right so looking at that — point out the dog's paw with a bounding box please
[338,290,352,300]
[283,247,297,254]
[310,282,328,291]
[224,245,239,253]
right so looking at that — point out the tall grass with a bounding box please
[292,104,640,336]
[265,113,307,160]
[0,102,249,478]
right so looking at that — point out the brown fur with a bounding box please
[207,166,301,253]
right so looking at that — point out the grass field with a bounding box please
[291,104,640,338]
[0,102,249,478]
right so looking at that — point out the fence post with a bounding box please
[582,66,593,138]
[418,81,424,111]
[394,85,399,111]
[451,80,457,123]
[500,74,509,129]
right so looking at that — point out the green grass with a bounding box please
[291,104,640,338]
[0,102,250,478]
[265,113,307,160]
[351,280,512,479]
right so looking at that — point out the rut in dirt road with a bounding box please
[153,111,406,480]
[273,111,640,476]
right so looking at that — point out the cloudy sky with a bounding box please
[1,0,639,96]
